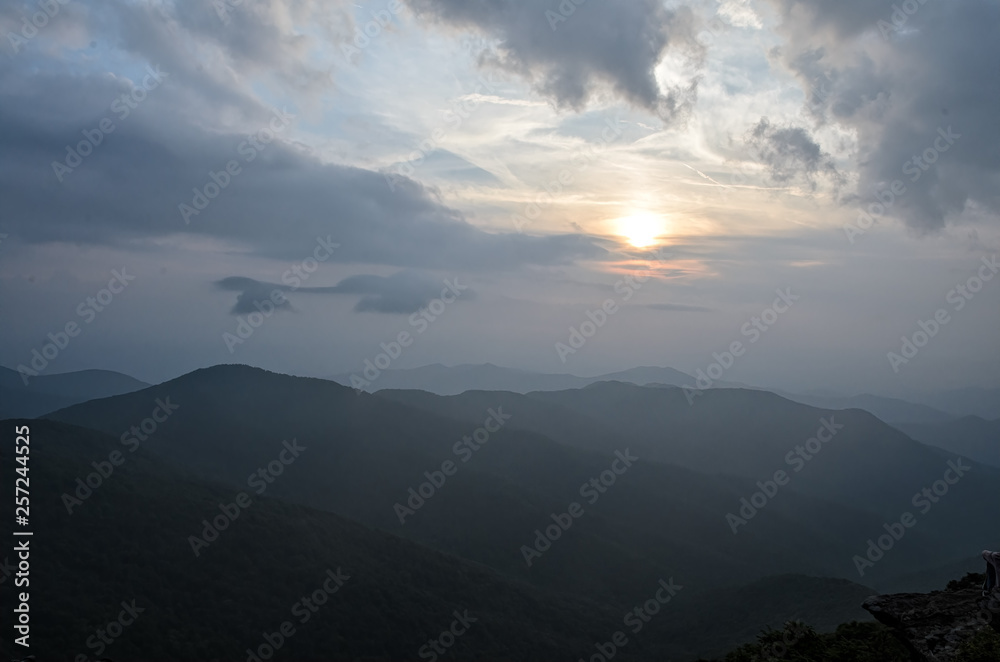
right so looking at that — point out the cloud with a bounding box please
[717,0,763,30]
[216,272,474,315]
[326,272,475,313]
[405,0,703,119]
[0,59,606,271]
[764,0,1000,231]
[0,0,356,129]
[217,277,296,315]
[1,0,610,271]
[98,0,350,106]
[394,149,504,186]
[745,117,842,192]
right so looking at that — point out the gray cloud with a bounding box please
[0,60,606,271]
[216,272,474,315]
[326,272,476,313]
[405,0,702,119]
[217,277,296,315]
[765,0,1000,231]
[745,117,842,192]
[99,0,350,107]
[0,0,607,271]
[400,149,504,187]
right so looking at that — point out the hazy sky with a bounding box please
[1,0,998,396]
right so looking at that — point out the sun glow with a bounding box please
[615,213,666,248]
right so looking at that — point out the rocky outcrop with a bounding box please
[863,580,1000,662]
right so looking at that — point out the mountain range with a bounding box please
[1,363,996,660]
[331,362,995,425]
[0,365,149,419]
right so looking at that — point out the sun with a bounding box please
[615,213,665,248]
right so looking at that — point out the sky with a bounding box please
[0,0,998,397]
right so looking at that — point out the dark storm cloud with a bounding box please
[405,0,702,119]
[765,0,1000,231]
[745,117,842,192]
[216,272,473,315]
[0,60,606,271]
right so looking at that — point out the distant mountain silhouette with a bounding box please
[45,366,881,597]
[0,419,632,661]
[896,416,1000,469]
[17,365,1000,659]
[909,386,1000,420]
[774,391,956,425]
[330,362,956,427]
[1,414,891,661]
[330,363,709,395]
[48,366,998,593]
[383,381,995,509]
[0,365,149,418]
[381,380,1000,586]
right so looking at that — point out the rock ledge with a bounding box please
[863,585,1000,661]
